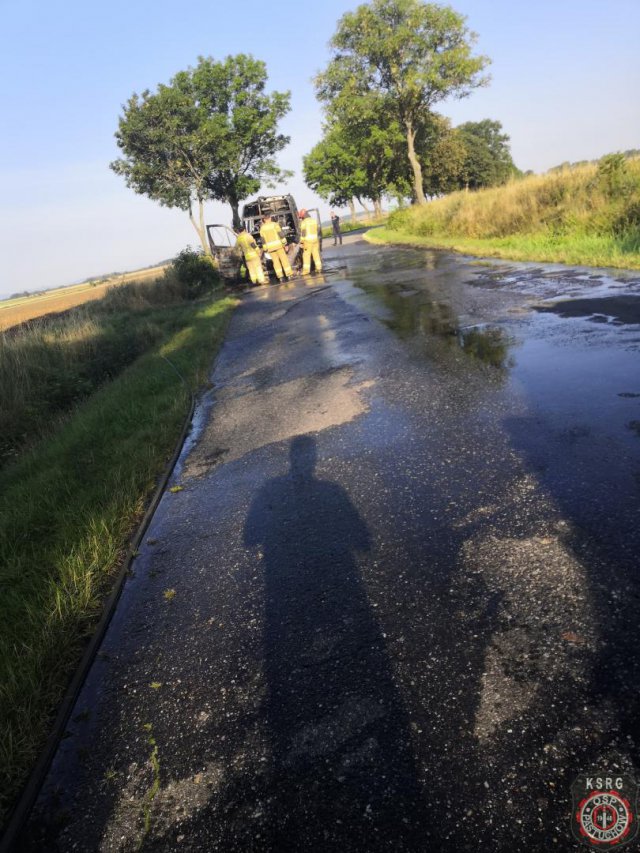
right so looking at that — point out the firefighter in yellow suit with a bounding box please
[299,209,322,275]
[235,225,265,285]
[259,211,293,282]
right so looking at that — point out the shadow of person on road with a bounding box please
[244,435,427,852]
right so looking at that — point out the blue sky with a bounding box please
[0,0,638,297]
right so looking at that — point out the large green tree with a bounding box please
[334,93,407,215]
[315,0,490,205]
[416,113,467,198]
[304,98,406,215]
[303,125,368,208]
[110,55,291,250]
[457,119,519,189]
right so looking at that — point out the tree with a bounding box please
[110,55,291,251]
[303,125,368,208]
[416,113,466,197]
[305,97,406,215]
[316,0,490,205]
[457,119,518,189]
[332,93,407,216]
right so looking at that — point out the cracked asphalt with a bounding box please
[20,236,640,852]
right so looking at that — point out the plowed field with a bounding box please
[0,266,166,331]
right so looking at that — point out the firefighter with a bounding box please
[234,224,265,285]
[299,209,322,275]
[259,210,293,282]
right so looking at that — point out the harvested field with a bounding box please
[0,266,167,331]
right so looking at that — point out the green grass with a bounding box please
[2,311,171,465]
[0,292,236,828]
[365,227,640,269]
[372,158,640,270]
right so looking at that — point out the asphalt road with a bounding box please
[21,236,640,852]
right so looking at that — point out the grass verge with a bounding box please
[373,158,640,270]
[365,227,640,269]
[0,294,236,829]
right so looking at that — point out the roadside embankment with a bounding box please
[0,269,236,830]
[367,157,640,269]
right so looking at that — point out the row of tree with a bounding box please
[303,116,519,213]
[110,1,519,250]
[303,0,519,211]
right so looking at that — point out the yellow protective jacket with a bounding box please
[259,220,287,252]
[236,231,260,260]
[300,217,319,245]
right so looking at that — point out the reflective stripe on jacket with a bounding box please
[236,232,259,260]
[300,217,319,242]
[259,221,286,251]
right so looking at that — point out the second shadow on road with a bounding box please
[244,435,427,851]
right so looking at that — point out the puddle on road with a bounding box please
[339,243,640,421]
[338,250,516,372]
[338,242,640,528]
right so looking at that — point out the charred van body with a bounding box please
[207,195,322,284]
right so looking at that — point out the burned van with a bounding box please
[205,224,243,284]
[243,195,323,273]
[242,195,301,248]
[206,195,323,284]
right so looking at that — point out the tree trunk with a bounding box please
[356,196,370,215]
[189,201,211,255]
[227,187,242,230]
[405,121,427,205]
[229,198,241,230]
[198,197,211,255]
[373,198,383,218]
[348,199,356,221]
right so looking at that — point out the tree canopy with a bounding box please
[303,125,368,207]
[315,0,490,204]
[457,119,518,189]
[110,55,291,250]
[304,92,407,214]
[415,113,467,197]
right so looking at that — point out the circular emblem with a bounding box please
[577,790,633,845]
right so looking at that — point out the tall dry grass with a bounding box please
[0,263,216,466]
[384,157,640,268]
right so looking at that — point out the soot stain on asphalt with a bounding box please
[534,294,640,325]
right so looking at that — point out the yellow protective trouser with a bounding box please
[270,247,293,280]
[246,256,265,285]
[302,241,322,274]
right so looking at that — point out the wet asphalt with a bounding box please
[20,235,640,852]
